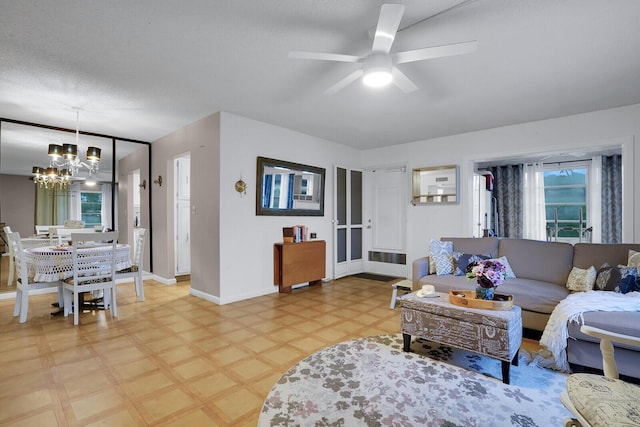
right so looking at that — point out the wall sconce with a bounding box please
[139,179,147,190]
[235,179,247,195]
[153,175,163,187]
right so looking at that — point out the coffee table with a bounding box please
[400,291,522,384]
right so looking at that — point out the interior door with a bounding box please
[174,156,190,275]
[363,166,407,277]
[333,166,363,279]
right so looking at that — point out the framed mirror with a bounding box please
[412,164,459,205]
[256,156,325,216]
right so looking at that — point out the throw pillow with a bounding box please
[629,250,640,269]
[566,266,597,292]
[432,253,454,276]
[452,252,491,276]
[486,256,517,278]
[595,264,638,293]
[429,240,453,274]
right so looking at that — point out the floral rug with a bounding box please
[259,334,571,426]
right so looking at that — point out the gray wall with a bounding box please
[0,174,35,237]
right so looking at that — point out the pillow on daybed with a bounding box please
[595,264,639,293]
[566,266,597,292]
[452,252,491,276]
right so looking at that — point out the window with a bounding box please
[544,163,589,241]
[81,191,102,227]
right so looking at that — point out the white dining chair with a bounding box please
[115,228,147,301]
[7,231,63,323]
[3,226,16,286]
[63,231,119,325]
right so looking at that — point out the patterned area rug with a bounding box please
[259,334,571,426]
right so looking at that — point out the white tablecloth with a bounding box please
[25,244,131,282]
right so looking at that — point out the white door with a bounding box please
[333,166,363,279]
[363,166,407,277]
[174,156,191,275]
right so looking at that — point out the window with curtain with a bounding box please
[544,162,589,243]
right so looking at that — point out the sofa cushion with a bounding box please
[629,250,640,269]
[418,275,569,315]
[429,239,453,274]
[442,237,499,258]
[452,252,490,276]
[595,265,639,293]
[487,256,517,278]
[566,266,597,292]
[573,243,640,270]
[498,238,573,285]
[433,253,454,276]
[567,311,640,352]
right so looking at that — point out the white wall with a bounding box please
[217,112,360,304]
[360,103,640,279]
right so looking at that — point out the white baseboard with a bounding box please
[190,286,278,305]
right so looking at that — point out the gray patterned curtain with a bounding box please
[601,155,622,243]
[490,165,523,238]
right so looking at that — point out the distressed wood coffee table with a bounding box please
[400,291,522,384]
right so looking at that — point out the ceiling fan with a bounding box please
[288,3,477,94]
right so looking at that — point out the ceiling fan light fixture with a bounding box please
[362,53,393,88]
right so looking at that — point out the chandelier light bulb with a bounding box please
[32,108,101,189]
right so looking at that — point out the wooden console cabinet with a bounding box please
[274,240,326,293]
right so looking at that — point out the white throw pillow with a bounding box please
[566,266,597,292]
[486,256,517,278]
[429,239,453,275]
[628,250,640,269]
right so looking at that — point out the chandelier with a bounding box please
[32,108,101,189]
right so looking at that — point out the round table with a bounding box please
[24,244,131,282]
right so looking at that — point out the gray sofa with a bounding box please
[412,237,640,378]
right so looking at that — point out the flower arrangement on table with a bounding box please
[466,259,507,300]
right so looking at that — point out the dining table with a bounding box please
[23,243,131,313]
[24,243,131,283]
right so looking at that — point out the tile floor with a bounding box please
[0,273,541,426]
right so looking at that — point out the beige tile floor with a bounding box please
[0,266,541,426]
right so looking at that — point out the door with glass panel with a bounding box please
[333,166,363,279]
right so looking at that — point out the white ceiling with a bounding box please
[1,0,640,155]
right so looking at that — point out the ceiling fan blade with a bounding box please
[391,67,418,93]
[325,69,364,95]
[288,51,362,63]
[393,40,478,64]
[371,3,405,54]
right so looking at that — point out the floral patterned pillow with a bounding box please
[595,264,639,293]
[566,266,597,292]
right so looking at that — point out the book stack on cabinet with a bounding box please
[282,225,307,243]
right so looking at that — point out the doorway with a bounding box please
[362,165,408,277]
[333,166,363,279]
[174,155,191,276]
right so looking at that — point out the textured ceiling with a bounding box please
[1,0,640,156]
